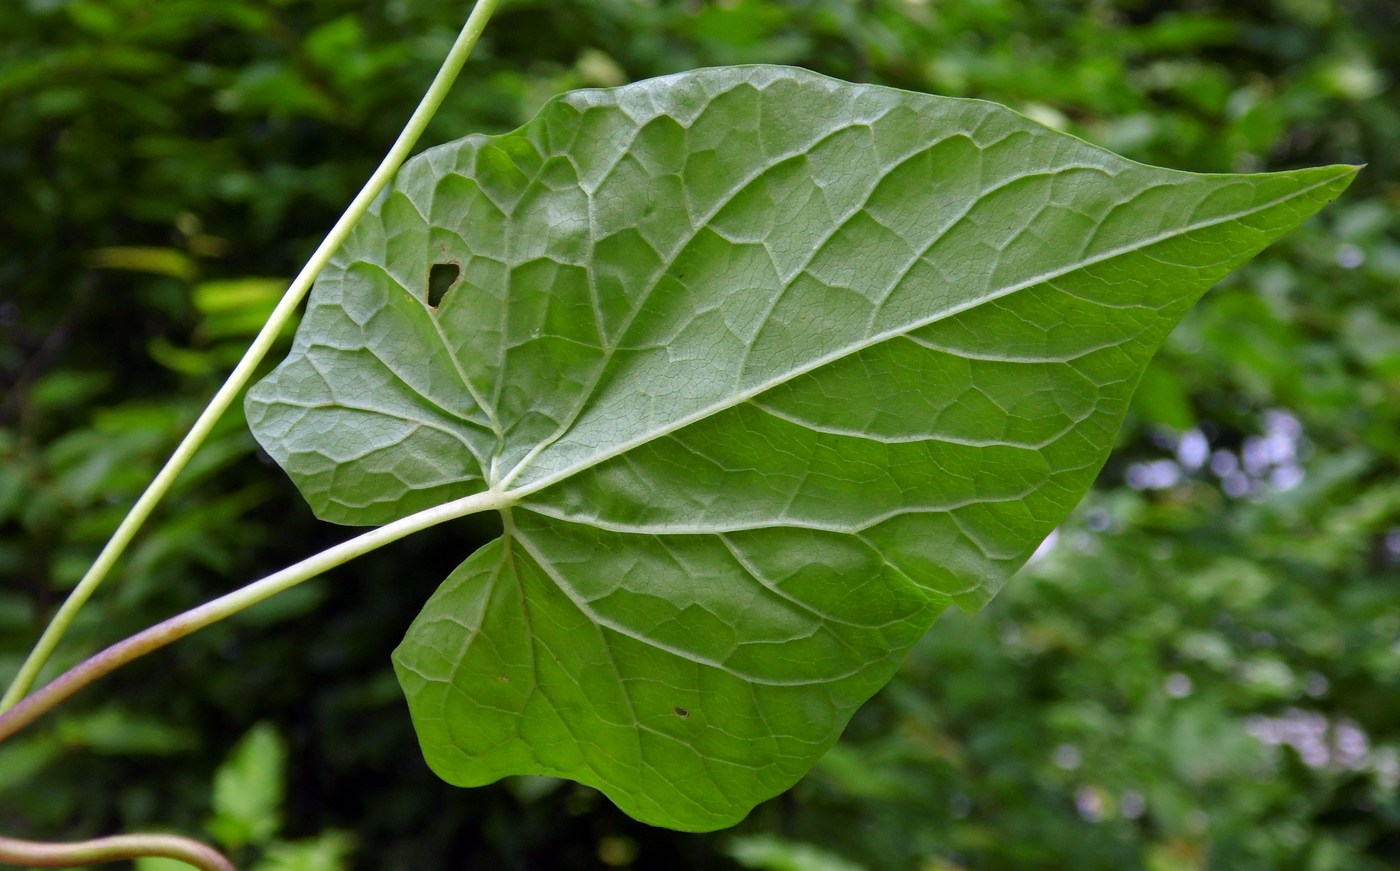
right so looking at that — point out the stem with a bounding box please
[1,0,505,712]
[0,489,509,747]
[0,833,235,871]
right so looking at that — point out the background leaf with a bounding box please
[727,834,866,871]
[246,66,1353,829]
[250,832,354,871]
[208,722,286,850]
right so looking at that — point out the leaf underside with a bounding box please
[246,66,1354,830]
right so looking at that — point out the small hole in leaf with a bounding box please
[428,262,460,308]
[673,706,690,719]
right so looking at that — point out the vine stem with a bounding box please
[1,0,505,713]
[0,488,509,747]
[0,833,236,871]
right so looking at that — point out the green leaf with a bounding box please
[193,277,293,339]
[728,834,867,871]
[208,722,286,849]
[251,833,354,871]
[52,706,198,756]
[245,66,1354,830]
[85,245,197,281]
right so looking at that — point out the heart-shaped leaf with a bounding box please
[246,66,1354,830]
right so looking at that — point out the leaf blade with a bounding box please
[248,66,1355,830]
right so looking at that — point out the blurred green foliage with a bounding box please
[136,722,351,871]
[1,0,1396,868]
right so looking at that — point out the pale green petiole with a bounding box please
[0,0,505,713]
[0,487,511,746]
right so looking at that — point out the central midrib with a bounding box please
[496,168,1345,504]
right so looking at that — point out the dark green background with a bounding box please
[2,1,1397,869]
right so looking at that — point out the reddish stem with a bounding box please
[0,833,236,870]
